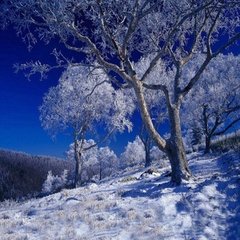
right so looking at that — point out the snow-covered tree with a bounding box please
[120,136,145,169]
[150,146,167,167]
[184,54,240,153]
[2,0,240,184]
[40,66,134,186]
[66,141,118,182]
[96,146,118,180]
[121,135,165,169]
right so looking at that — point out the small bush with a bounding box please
[42,170,69,195]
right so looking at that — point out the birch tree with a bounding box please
[1,0,240,184]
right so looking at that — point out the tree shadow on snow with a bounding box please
[121,177,191,199]
[187,152,240,239]
[214,152,240,239]
[121,152,240,239]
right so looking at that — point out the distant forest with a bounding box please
[0,150,74,201]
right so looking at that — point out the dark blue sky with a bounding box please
[0,28,69,157]
[0,28,140,158]
[0,26,239,158]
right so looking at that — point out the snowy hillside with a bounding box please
[0,151,239,240]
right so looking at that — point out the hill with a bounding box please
[0,150,239,239]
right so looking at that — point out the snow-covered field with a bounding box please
[0,151,239,240]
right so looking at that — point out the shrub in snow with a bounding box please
[42,170,69,195]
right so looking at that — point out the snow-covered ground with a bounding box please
[0,151,239,240]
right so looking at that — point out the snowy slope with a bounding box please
[0,151,239,240]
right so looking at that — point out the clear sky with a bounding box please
[0,27,141,158]
[0,28,68,157]
[0,26,240,158]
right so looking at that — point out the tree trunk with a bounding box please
[99,162,102,181]
[166,106,191,184]
[73,139,83,188]
[132,80,167,151]
[202,105,212,154]
[139,122,153,168]
[204,135,211,154]
[144,147,152,168]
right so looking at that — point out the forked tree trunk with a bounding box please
[133,80,191,184]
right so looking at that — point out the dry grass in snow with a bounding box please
[0,151,239,240]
